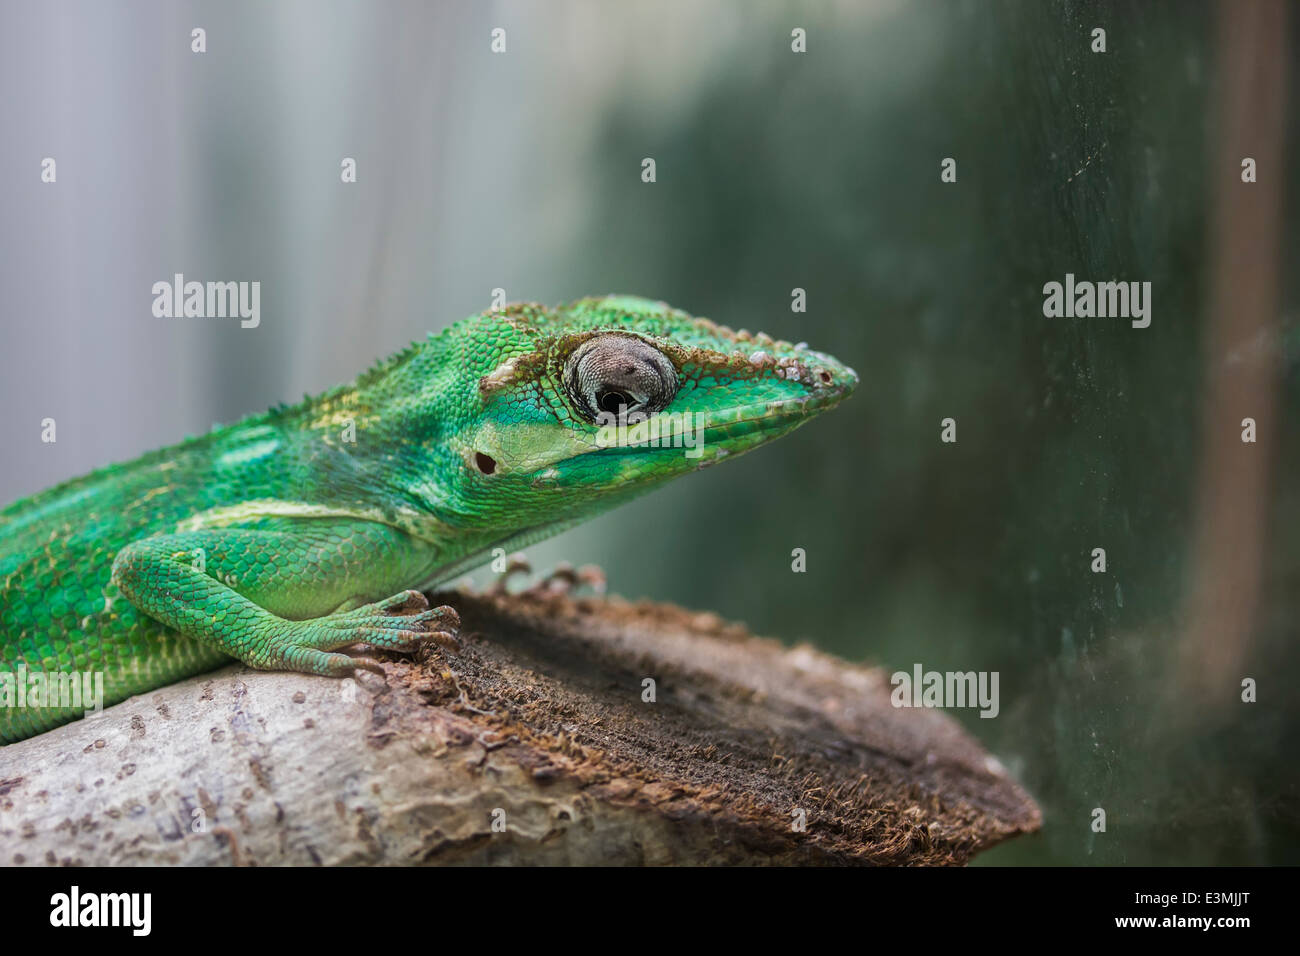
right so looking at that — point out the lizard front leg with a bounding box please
[110,519,458,676]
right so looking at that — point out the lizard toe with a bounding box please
[375,589,431,615]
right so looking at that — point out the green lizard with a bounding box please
[0,295,856,744]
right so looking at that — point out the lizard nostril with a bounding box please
[817,369,833,386]
[474,452,498,475]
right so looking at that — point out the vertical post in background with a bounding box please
[1179,0,1288,713]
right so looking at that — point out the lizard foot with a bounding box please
[279,591,461,676]
[487,552,533,595]
[342,589,461,653]
[487,557,606,598]
[521,562,607,598]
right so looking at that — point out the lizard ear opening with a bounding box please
[474,452,498,475]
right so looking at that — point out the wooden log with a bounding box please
[0,590,1039,865]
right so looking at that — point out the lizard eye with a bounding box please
[564,334,678,423]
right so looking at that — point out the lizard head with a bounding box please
[431,295,856,534]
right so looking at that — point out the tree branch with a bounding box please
[0,591,1039,865]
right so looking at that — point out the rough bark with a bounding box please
[0,590,1039,865]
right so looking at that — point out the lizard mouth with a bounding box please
[702,388,854,430]
[578,385,854,468]
[533,361,857,483]
[619,386,853,437]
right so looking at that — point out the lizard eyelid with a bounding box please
[563,334,678,423]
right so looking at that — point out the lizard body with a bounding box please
[0,295,855,743]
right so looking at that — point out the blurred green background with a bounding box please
[1,0,1295,864]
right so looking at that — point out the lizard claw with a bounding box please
[374,589,431,615]
[347,657,388,677]
[426,629,461,652]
